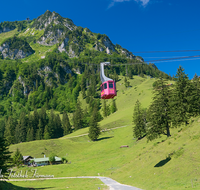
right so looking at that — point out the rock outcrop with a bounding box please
[0,42,33,59]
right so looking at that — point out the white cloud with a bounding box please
[107,0,150,9]
[108,0,131,9]
[135,0,150,7]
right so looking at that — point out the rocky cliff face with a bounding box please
[0,42,33,59]
[0,10,142,61]
[33,10,76,46]
[0,36,34,59]
[31,10,138,59]
[0,27,13,34]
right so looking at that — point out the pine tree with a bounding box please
[73,101,84,130]
[103,99,107,117]
[54,114,63,138]
[4,116,15,145]
[0,136,12,178]
[190,73,200,116]
[113,70,119,82]
[88,106,101,141]
[133,100,146,139]
[13,148,23,168]
[45,98,49,110]
[81,75,86,98]
[170,66,192,126]
[36,119,43,140]
[147,79,171,141]
[107,103,110,116]
[33,108,39,135]
[43,125,50,140]
[110,99,117,113]
[62,111,72,135]
[14,112,27,143]
[26,127,34,142]
[48,109,55,138]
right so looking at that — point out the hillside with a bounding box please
[0,10,171,148]
[0,10,140,60]
[8,75,200,190]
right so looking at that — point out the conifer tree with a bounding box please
[113,70,119,82]
[82,107,90,128]
[133,100,146,139]
[36,119,43,140]
[13,148,23,168]
[33,108,39,135]
[26,127,34,142]
[107,103,110,116]
[54,114,63,138]
[62,111,72,135]
[48,109,55,138]
[14,112,27,143]
[27,113,35,140]
[4,116,15,145]
[0,136,12,178]
[88,106,101,141]
[190,73,200,116]
[103,99,107,117]
[147,78,171,140]
[73,101,83,130]
[110,99,117,113]
[81,75,86,98]
[45,98,49,110]
[0,120,5,138]
[170,66,192,126]
[43,125,50,140]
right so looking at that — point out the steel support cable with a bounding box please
[132,50,200,53]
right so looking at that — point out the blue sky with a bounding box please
[1,0,200,79]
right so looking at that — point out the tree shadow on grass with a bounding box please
[0,181,54,190]
[28,188,54,190]
[96,136,113,141]
[154,157,171,167]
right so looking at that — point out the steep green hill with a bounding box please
[8,76,200,190]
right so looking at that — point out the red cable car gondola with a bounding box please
[100,62,117,99]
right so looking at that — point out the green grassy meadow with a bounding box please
[8,178,109,190]
[0,29,18,45]
[8,76,200,190]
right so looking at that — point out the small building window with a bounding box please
[104,83,107,89]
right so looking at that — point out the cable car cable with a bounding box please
[132,50,200,53]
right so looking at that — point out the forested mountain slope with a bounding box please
[0,10,171,145]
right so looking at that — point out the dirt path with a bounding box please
[62,125,128,139]
[5,176,142,190]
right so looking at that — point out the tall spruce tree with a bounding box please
[43,125,50,140]
[190,73,200,116]
[36,119,43,140]
[48,109,55,138]
[147,79,171,140]
[73,101,84,130]
[170,66,192,126]
[13,148,23,168]
[26,127,34,142]
[62,111,72,135]
[54,114,63,138]
[133,100,146,139]
[103,99,107,117]
[88,106,101,141]
[4,116,16,145]
[110,99,117,113]
[0,136,12,178]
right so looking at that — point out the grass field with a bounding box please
[0,29,18,45]
[10,178,109,190]
[8,75,200,190]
